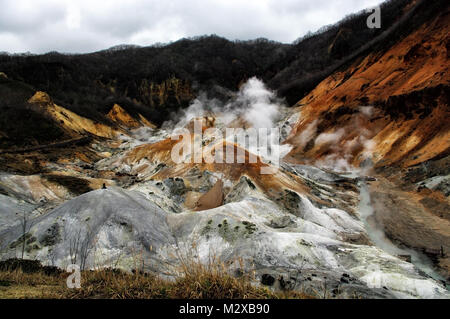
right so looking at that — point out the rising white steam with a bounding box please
[165,77,291,166]
[315,128,346,145]
[163,93,222,130]
[312,106,378,173]
[294,119,318,150]
[237,77,282,129]
[226,78,291,164]
[167,77,284,130]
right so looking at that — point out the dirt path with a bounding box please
[0,136,92,155]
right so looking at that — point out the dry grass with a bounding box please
[0,270,63,299]
[0,262,313,299]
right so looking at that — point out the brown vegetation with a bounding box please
[0,259,312,299]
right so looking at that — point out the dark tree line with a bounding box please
[0,0,445,148]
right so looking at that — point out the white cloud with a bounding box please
[0,0,386,53]
[66,5,82,30]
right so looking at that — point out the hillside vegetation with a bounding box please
[0,0,436,127]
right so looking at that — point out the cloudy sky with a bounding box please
[0,0,385,54]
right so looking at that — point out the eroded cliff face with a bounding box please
[286,8,449,169]
[101,77,194,110]
[27,91,156,140]
[2,88,153,176]
[28,91,118,139]
[284,8,450,281]
[137,78,194,109]
[107,104,156,129]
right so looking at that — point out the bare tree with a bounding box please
[0,235,4,258]
[66,226,94,271]
[68,229,81,266]
[79,228,94,271]
[18,210,34,259]
[47,248,57,267]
